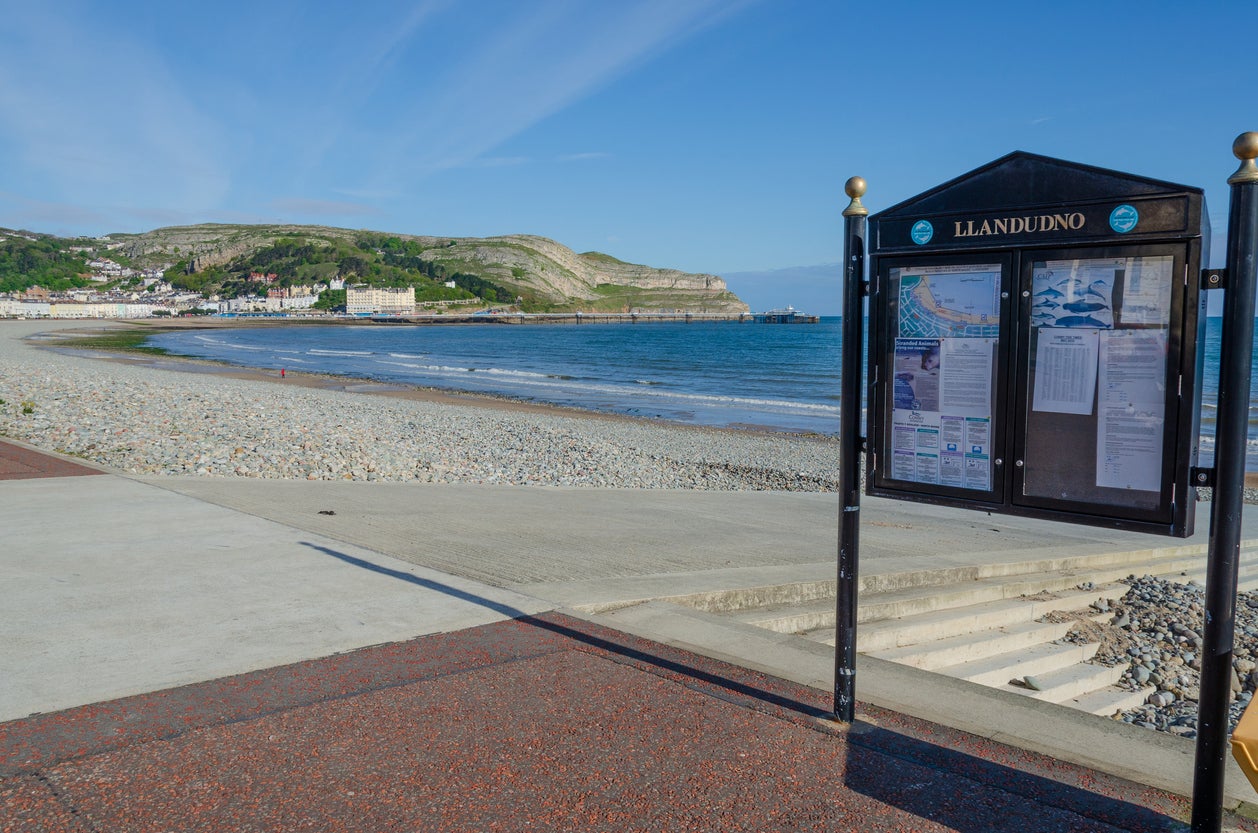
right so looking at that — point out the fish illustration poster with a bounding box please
[1031,259,1116,329]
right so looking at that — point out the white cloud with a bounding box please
[367,0,755,183]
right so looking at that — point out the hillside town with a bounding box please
[0,254,473,319]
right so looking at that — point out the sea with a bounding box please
[146,316,1253,471]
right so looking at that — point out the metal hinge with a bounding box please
[1191,466,1216,488]
[1202,268,1227,290]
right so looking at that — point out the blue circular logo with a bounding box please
[1109,204,1139,234]
[910,220,934,245]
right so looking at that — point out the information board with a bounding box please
[865,152,1207,536]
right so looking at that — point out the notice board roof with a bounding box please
[873,151,1203,219]
[870,151,1207,254]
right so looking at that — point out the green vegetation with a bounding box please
[164,234,514,304]
[0,235,91,293]
[313,288,346,311]
[55,329,170,355]
[20,400,35,415]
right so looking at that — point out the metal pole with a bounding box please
[835,176,868,722]
[1192,132,1258,833]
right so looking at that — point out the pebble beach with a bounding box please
[3,320,1256,738]
[0,322,841,490]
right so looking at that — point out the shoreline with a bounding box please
[35,321,835,442]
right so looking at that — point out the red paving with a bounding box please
[0,441,103,481]
[1,612,1235,832]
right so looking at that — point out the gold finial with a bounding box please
[1229,132,1258,185]
[843,176,868,217]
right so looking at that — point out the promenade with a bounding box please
[3,439,1258,830]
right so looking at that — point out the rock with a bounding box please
[1148,691,1176,708]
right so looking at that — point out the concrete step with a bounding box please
[856,586,1125,651]
[936,641,1100,688]
[661,541,1245,617]
[1066,684,1156,717]
[741,546,1229,640]
[853,553,1205,625]
[1157,561,1258,593]
[1002,660,1128,704]
[867,619,1074,670]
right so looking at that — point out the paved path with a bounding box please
[0,612,1207,832]
[4,440,1258,829]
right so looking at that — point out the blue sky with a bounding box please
[1,1,1254,313]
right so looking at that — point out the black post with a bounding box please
[836,176,868,722]
[1192,132,1258,832]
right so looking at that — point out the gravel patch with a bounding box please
[1057,575,1258,736]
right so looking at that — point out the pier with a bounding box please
[367,311,755,325]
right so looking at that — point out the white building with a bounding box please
[346,286,415,315]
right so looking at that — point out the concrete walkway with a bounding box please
[5,439,1258,829]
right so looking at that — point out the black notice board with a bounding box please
[866,152,1208,537]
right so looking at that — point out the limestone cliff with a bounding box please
[108,224,747,313]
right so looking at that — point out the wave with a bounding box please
[371,359,838,414]
[309,349,374,357]
[388,352,426,359]
[375,359,550,380]
[191,334,269,352]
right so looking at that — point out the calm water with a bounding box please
[148,320,845,434]
[147,316,1253,469]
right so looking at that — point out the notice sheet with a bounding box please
[1096,329,1166,491]
[1032,329,1100,415]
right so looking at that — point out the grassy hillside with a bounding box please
[0,223,748,313]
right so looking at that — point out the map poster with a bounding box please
[1096,329,1167,492]
[1031,259,1116,329]
[895,263,1001,339]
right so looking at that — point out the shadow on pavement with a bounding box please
[843,723,1187,832]
[302,539,833,720]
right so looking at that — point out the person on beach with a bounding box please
[281,368,286,379]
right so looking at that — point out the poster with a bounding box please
[1096,329,1167,491]
[894,338,941,411]
[1116,255,1174,326]
[1032,329,1100,415]
[940,338,995,415]
[891,336,992,491]
[895,263,1001,339]
[1031,260,1116,329]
